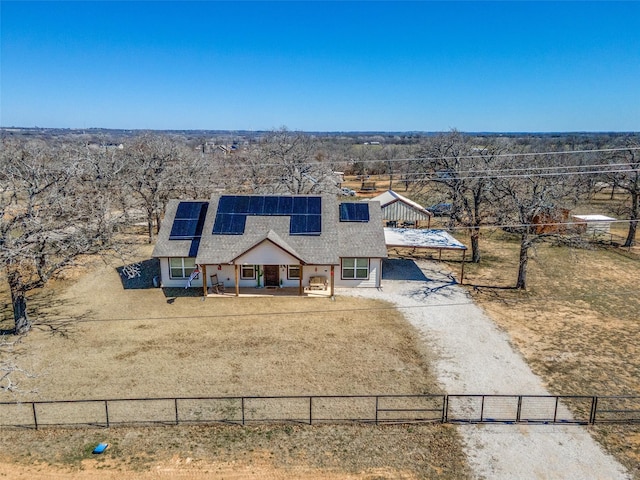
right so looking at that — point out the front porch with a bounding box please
[206,285,332,298]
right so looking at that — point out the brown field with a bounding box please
[0,244,470,478]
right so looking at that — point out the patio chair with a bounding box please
[210,274,225,294]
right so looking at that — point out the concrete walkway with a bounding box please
[341,258,629,480]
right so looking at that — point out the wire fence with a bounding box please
[1,394,638,430]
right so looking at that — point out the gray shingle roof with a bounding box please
[153,195,387,265]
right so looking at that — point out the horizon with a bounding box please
[2,126,638,136]
[2,1,639,132]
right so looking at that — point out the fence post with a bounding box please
[104,400,110,427]
[516,396,523,423]
[241,398,245,426]
[32,403,38,430]
[553,397,559,423]
[443,395,449,423]
[375,396,379,425]
[590,397,598,425]
[309,397,313,425]
[480,396,485,422]
[174,399,179,425]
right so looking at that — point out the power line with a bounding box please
[187,167,640,192]
[221,161,640,182]
[223,146,640,168]
[437,218,638,232]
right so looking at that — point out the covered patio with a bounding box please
[384,228,468,283]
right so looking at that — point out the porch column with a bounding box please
[201,264,207,297]
[298,264,303,296]
[330,265,335,297]
[235,264,239,296]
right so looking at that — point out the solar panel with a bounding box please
[213,195,322,235]
[339,203,369,222]
[289,214,306,234]
[306,214,322,234]
[248,195,265,215]
[264,196,279,214]
[217,195,236,214]
[229,196,244,214]
[169,202,209,239]
[308,197,322,215]
[276,196,293,215]
[170,219,198,238]
[175,202,203,220]
[289,214,321,235]
[212,213,246,235]
[229,214,246,234]
[292,196,308,214]
[235,195,251,214]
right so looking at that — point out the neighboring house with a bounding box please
[152,194,387,296]
[368,190,433,228]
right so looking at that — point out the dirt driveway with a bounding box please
[342,258,630,480]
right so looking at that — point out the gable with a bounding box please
[234,238,302,265]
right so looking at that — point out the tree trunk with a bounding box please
[147,216,154,244]
[470,227,481,263]
[623,191,638,248]
[7,271,31,334]
[155,212,162,235]
[624,219,637,248]
[515,233,530,290]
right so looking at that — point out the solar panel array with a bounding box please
[339,202,370,222]
[213,195,322,235]
[169,201,209,240]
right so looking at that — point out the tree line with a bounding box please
[1,129,638,334]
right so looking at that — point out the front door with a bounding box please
[264,265,279,287]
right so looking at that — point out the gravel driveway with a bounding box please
[341,258,629,480]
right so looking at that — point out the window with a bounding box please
[169,257,196,279]
[287,265,301,279]
[342,258,369,279]
[241,265,256,279]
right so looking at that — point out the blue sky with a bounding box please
[1,1,639,132]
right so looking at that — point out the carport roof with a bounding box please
[384,228,467,250]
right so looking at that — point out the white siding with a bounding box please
[382,202,431,223]
[159,257,203,288]
[235,240,299,265]
[334,258,382,288]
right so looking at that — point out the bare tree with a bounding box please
[410,130,503,263]
[123,134,191,242]
[605,137,639,247]
[244,128,337,195]
[491,151,580,290]
[0,138,123,334]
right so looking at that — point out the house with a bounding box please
[152,194,387,296]
[367,190,432,228]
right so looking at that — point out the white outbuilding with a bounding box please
[368,190,432,228]
[571,214,617,237]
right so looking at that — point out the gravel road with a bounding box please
[341,258,630,480]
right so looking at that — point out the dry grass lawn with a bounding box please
[0,244,470,479]
[1,245,439,401]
